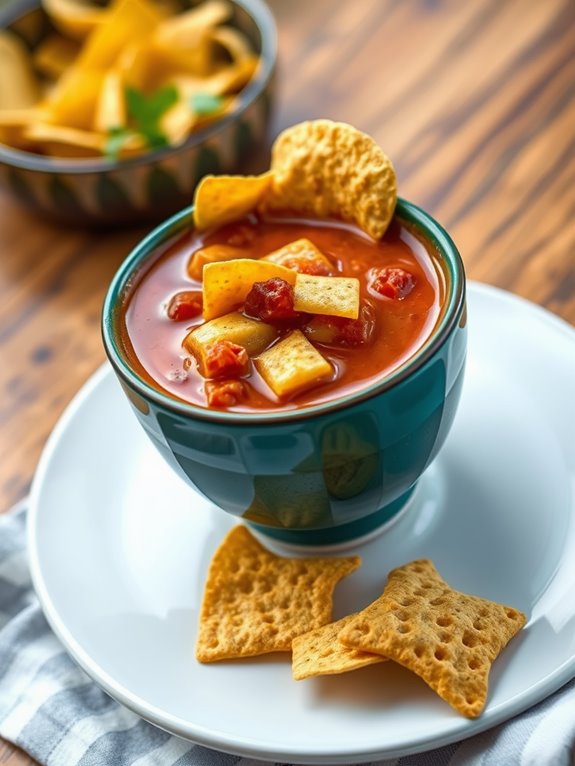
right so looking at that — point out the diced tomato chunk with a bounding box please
[204,340,248,379]
[167,290,203,321]
[370,267,415,299]
[304,303,376,347]
[205,379,247,408]
[244,277,299,323]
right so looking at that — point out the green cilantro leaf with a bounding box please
[142,128,170,150]
[104,126,135,161]
[105,85,178,159]
[125,85,179,127]
[190,92,225,116]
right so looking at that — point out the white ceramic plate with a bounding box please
[28,282,575,764]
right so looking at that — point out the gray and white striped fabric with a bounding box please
[1,501,574,766]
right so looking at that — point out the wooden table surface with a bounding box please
[1,0,574,762]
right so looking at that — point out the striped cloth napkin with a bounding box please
[1,502,575,766]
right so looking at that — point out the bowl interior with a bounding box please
[102,198,466,423]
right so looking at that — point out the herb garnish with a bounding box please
[190,92,225,116]
[104,85,179,160]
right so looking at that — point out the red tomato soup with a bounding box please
[119,215,447,412]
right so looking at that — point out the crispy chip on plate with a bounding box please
[196,525,361,661]
[339,559,526,718]
[292,613,385,680]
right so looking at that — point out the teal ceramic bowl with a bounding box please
[102,200,467,545]
[0,0,276,226]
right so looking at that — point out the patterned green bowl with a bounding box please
[0,0,276,226]
[102,200,467,547]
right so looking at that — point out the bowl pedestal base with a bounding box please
[247,484,417,552]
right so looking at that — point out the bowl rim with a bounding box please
[102,198,467,424]
[0,0,277,174]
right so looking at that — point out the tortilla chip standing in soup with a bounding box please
[118,120,447,412]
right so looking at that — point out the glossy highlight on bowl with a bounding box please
[102,199,467,545]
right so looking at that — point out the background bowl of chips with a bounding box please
[102,198,467,547]
[0,0,277,226]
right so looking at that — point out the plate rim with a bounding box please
[27,280,575,763]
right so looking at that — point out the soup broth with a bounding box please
[119,214,447,412]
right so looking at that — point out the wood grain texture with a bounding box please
[0,0,574,762]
